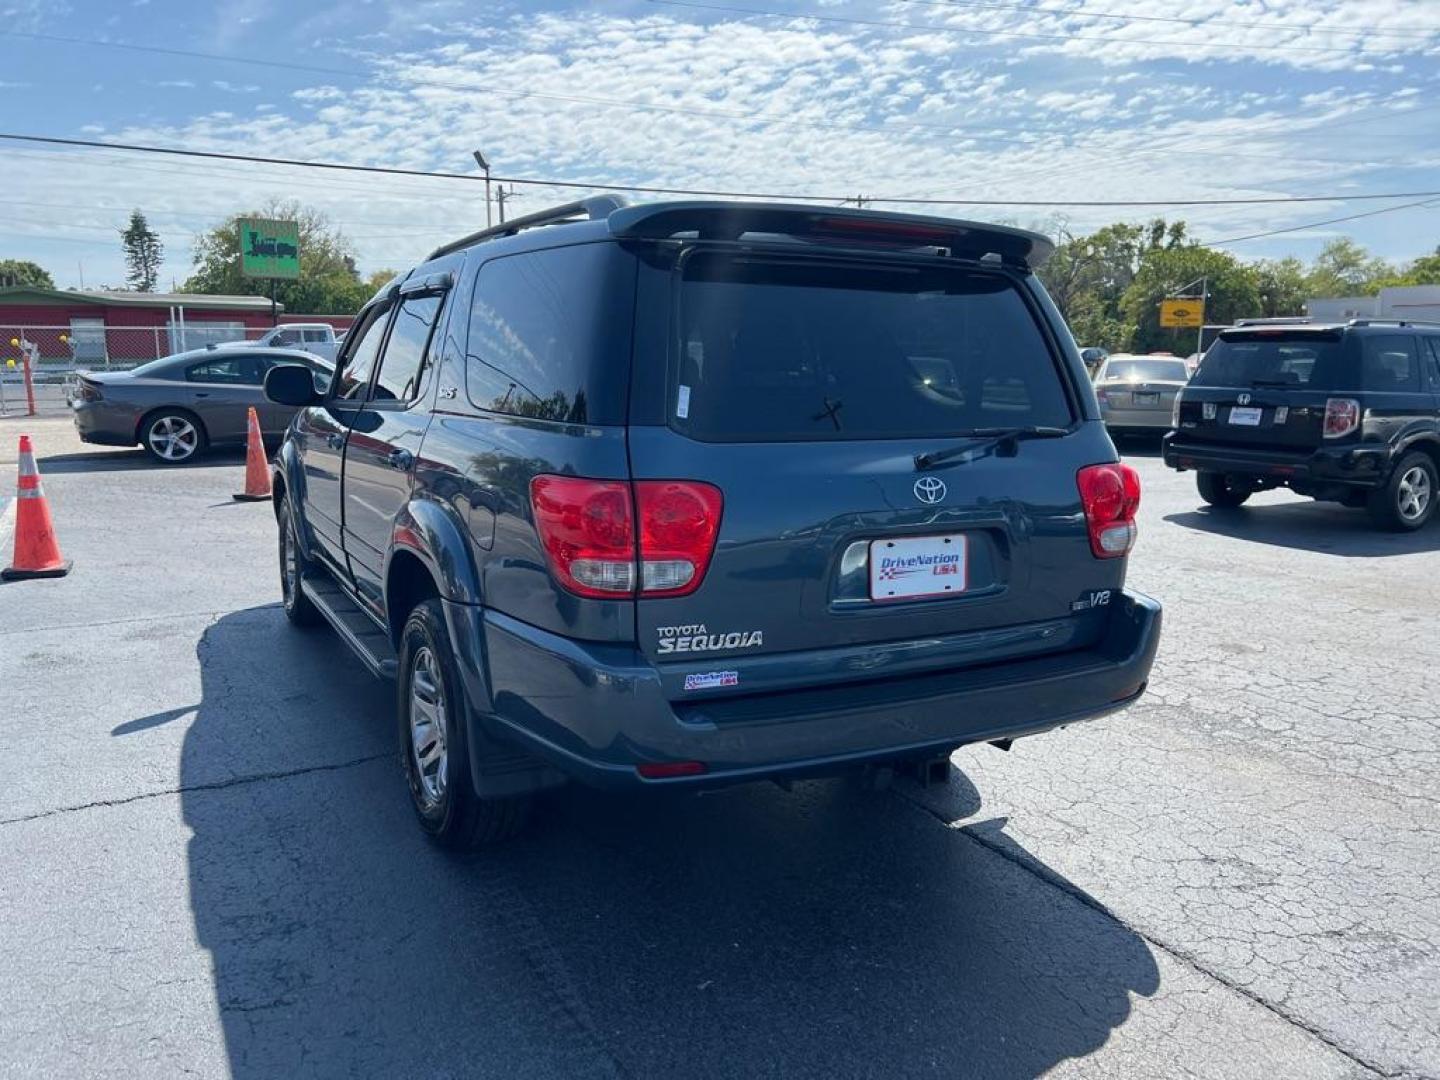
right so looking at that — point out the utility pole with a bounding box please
[497,185,522,225]
[473,149,492,228]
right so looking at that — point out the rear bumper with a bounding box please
[71,402,137,446]
[1162,435,1392,488]
[467,591,1162,789]
[1101,407,1172,430]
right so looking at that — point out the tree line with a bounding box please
[1038,219,1440,355]
[4,204,1437,330]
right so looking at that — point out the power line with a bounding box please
[1207,197,1440,246]
[890,0,1440,43]
[647,0,1422,56]
[4,132,1440,209]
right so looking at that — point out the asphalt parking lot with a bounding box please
[1,418,1436,1080]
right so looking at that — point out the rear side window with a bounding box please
[1192,334,1343,390]
[185,355,267,385]
[1424,337,1440,389]
[302,328,329,342]
[672,256,1071,442]
[1360,334,1421,392]
[465,243,635,425]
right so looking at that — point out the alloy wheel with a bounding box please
[408,646,448,808]
[1397,465,1432,523]
[148,416,198,461]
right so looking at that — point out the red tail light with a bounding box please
[529,476,723,599]
[636,760,708,779]
[1323,398,1360,439]
[529,476,636,598]
[635,480,724,597]
[1077,463,1141,559]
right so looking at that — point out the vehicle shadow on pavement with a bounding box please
[1165,505,1440,556]
[35,449,248,474]
[183,608,1160,1079]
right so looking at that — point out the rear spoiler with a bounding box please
[606,201,1054,269]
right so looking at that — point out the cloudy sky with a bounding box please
[0,0,1437,291]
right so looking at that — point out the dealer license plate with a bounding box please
[1228,406,1263,426]
[869,534,968,600]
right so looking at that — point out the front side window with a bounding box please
[372,294,442,403]
[302,328,329,342]
[672,255,1071,441]
[272,329,302,347]
[1361,335,1421,392]
[333,307,391,400]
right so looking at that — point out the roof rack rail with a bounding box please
[426,195,629,260]
[1345,317,1440,328]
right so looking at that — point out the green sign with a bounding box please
[238,218,300,280]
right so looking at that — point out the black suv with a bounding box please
[1164,321,1440,530]
[263,198,1161,847]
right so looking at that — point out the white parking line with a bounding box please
[0,497,14,558]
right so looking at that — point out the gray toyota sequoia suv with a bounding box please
[263,198,1162,848]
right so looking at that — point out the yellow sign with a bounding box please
[1160,299,1204,328]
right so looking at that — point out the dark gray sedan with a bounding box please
[72,348,332,464]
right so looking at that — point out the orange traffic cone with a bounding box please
[3,434,71,580]
[233,406,272,502]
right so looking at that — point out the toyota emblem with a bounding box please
[1237,392,1252,405]
[914,476,947,504]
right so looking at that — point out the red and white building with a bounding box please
[0,286,354,364]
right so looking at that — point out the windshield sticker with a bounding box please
[684,670,739,691]
[676,384,691,419]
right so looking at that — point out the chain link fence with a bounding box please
[0,324,279,416]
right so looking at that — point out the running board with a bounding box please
[300,572,398,679]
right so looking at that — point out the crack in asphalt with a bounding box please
[0,753,389,827]
[894,786,1410,1080]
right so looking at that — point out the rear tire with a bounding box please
[398,598,531,849]
[139,408,207,464]
[277,497,322,628]
[1197,471,1251,508]
[1367,452,1437,532]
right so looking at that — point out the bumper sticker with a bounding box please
[683,670,739,691]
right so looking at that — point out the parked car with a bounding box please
[1094,354,1191,436]
[71,348,332,464]
[215,322,341,363]
[1163,321,1440,530]
[263,197,1161,848]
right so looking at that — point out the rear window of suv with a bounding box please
[1191,332,1344,391]
[671,254,1072,441]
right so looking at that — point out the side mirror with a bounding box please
[265,363,322,407]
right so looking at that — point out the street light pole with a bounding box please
[472,150,492,229]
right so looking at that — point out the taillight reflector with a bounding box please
[1323,398,1360,439]
[529,475,724,599]
[636,760,708,779]
[1077,463,1141,559]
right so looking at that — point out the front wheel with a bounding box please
[398,599,530,849]
[277,497,322,627]
[1368,452,1437,532]
[1197,471,1251,508]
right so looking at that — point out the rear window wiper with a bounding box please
[914,426,1069,470]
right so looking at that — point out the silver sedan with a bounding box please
[71,348,331,464]
[1094,355,1191,436]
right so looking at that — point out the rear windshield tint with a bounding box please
[1192,334,1344,390]
[671,255,1072,441]
[1103,359,1189,383]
